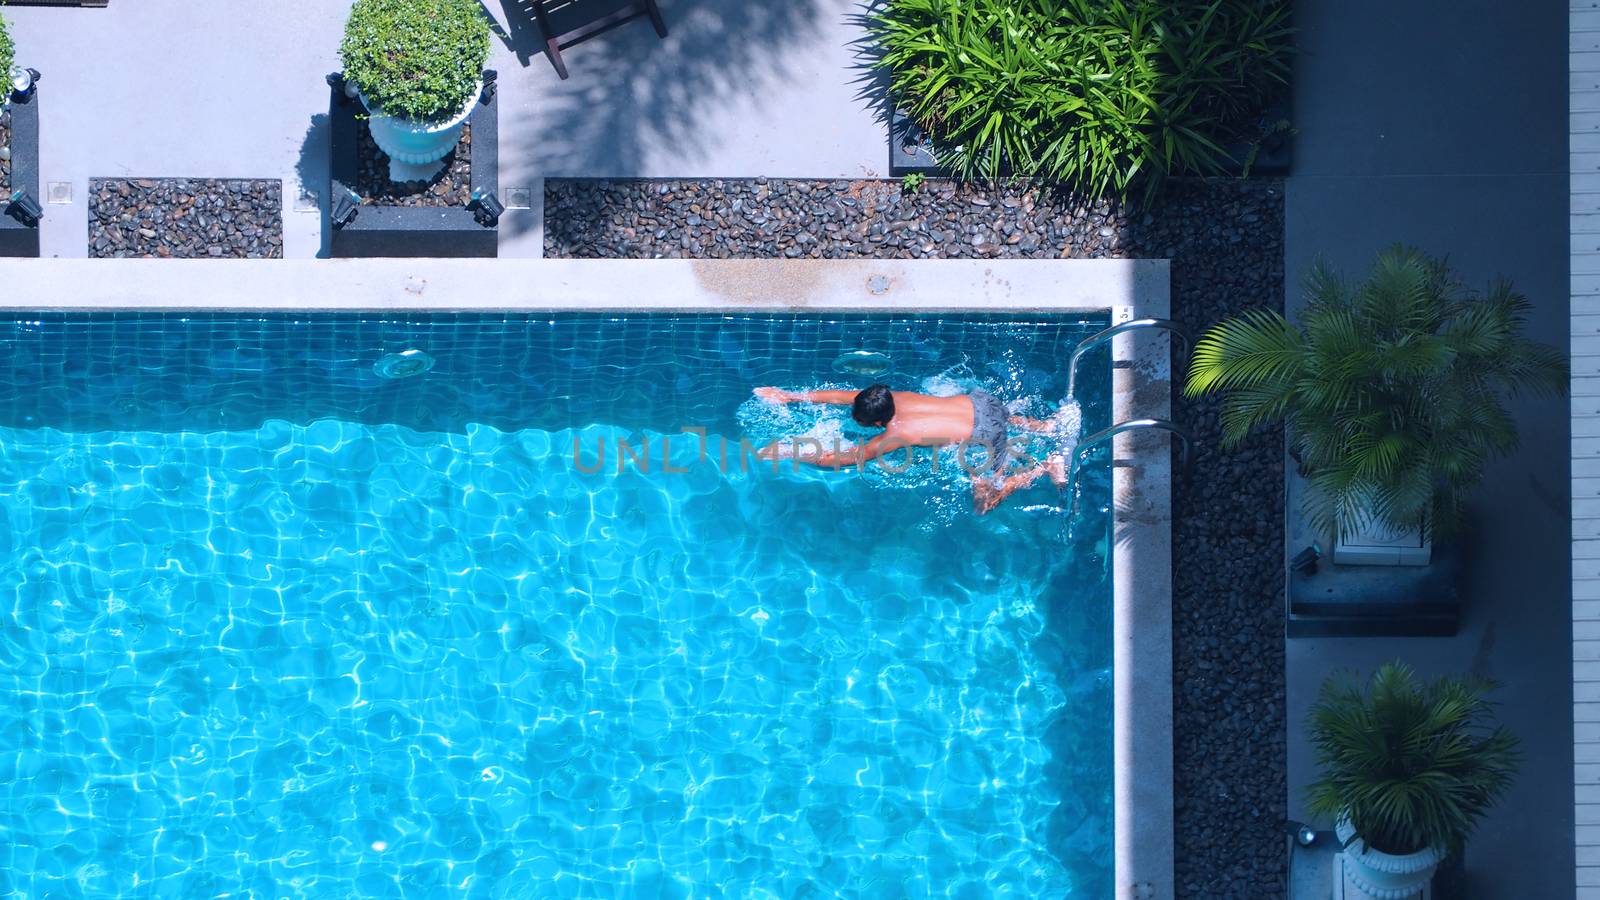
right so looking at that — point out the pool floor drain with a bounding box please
[374,349,435,379]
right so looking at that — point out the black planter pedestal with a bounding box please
[1284,455,1461,638]
[327,77,499,258]
[888,106,941,177]
[1,88,42,258]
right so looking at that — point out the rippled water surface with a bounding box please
[0,314,1113,898]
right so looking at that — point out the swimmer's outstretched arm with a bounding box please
[754,387,858,405]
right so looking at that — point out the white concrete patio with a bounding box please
[2,0,888,259]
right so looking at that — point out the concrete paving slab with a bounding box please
[2,0,887,259]
[1289,0,1566,178]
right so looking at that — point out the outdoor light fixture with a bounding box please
[7,189,44,226]
[331,190,360,229]
[1283,820,1318,847]
[480,69,499,105]
[470,188,505,226]
[8,66,39,101]
[1290,542,1322,576]
[326,72,352,106]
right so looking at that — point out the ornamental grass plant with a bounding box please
[872,0,1292,200]
[340,0,491,124]
[1307,663,1519,856]
[0,13,14,91]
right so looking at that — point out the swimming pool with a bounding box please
[0,310,1117,898]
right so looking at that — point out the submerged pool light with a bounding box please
[374,349,435,379]
[832,350,892,378]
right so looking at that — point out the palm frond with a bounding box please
[1185,308,1305,397]
[1307,663,1520,855]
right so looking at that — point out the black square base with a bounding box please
[1,90,42,258]
[328,79,499,259]
[1284,453,1461,639]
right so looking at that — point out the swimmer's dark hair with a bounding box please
[852,384,895,427]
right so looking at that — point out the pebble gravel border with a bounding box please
[356,122,472,207]
[89,178,283,259]
[547,176,1289,897]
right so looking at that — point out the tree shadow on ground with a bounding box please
[846,1,892,131]
[480,0,837,241]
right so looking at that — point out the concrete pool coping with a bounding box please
[0,257,1175,896]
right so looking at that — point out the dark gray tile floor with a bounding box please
[1283,2,1570,896]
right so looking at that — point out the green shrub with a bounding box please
[872,0,1292,199]
[340,0,491,123]
[0,14,15,88]
[1185,245,1567,539]
[1307,663,1519,855]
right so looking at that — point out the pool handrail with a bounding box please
[1065,418,1192,513]
[1065,317,1191,402]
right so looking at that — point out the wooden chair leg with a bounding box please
[531,1,571,80]
[546,39,570,79]
[645,0,668,38]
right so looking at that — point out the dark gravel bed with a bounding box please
[546,176,1288,897]
[89,178,283,259]
[357,122,471,207]
[0,107,11,193]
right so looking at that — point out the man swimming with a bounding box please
[753,383,1068,513]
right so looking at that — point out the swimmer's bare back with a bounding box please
[753,387,976,464]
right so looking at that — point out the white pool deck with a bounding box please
[1,0,889,259]
[0,257,1180,896]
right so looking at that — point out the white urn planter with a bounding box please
[1336,819,1445,899]
[353,80,481,173]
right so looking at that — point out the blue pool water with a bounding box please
[0,314,1114,898]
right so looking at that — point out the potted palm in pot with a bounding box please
[1186,245,1566,550]
[339,0,491,176]
[1307,663,1519,899]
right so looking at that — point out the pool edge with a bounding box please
[1111,266,1176,899]
[0,258,1157,314]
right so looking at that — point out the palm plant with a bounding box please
[1307,663,1519,856]
[1185,245,1567,539]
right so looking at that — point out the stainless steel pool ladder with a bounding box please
[1057,318,1194,513]
[1063,419,1192,512]
[1064,317,1192,402]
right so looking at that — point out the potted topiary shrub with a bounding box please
[339,0,491,176]
[1186,245,1567,548]
[0,13,13,92]
[1307,663,1519,899]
